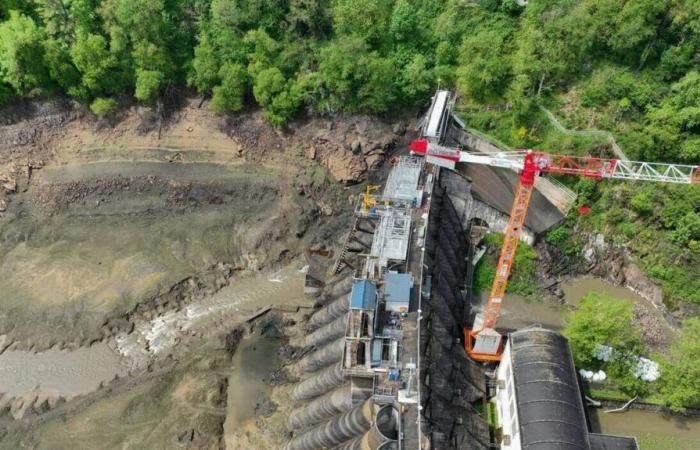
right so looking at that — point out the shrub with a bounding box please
[90,97,118,117]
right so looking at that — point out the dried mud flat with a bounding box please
[0,98,409,448]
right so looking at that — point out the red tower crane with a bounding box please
[409,138,700,362]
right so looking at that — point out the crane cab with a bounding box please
[464,327,504,362]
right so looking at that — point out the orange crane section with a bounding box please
[409,138,700,362]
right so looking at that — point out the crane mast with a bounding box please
[409,138,700,362]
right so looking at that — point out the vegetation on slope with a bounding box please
[473,233,537,296]
[565,293,700,411]
[0,1,697,305]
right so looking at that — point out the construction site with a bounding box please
[282,91,700,450]
[0,89,698,450]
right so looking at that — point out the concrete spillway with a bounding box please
[291,362,346,401]
[288,384,371,430]
[297,338,345,373]
[283,398,375,450]
[304,315,347,348]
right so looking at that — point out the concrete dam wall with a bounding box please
[284,163,492,450]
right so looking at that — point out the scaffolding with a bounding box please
[363,207,412,278]
[383,156,422,203]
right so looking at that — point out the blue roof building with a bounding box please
[385,273,412,312]
[350,280,377,310]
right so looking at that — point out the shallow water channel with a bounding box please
[589,408,700,450]
[223,329,282,444]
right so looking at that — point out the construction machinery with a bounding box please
[409,138,700,362]
[361,184,382,214]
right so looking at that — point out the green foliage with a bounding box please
[473,258,496,295]
[210,63,248,113]
[332,0,392,47]
[316,36,395,113]
[134,69,164,102]
[457,14,516,102]
[474,233,537,296]
[70,32,121,97]
[90,97,118,118]
[253,67,286,107]
[564,292,648,395]
[0,11,47,94]
[658,318,700,411]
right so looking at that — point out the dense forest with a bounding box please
[0,0,699,304]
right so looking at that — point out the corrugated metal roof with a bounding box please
[510,328,590,450]
[350,280,377,310]
[385,273,411,305]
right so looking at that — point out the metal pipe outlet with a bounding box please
[309,296,349,329]
[304,315,347,348]
[291,362,346,401]
[284,398,375,450]
[297,338,345,373]
[288,383,370,430]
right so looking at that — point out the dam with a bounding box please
[283,92,640,450]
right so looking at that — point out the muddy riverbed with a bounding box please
[0,343,124,399]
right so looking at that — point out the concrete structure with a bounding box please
[285,98,640,449]
[423,90,452,143]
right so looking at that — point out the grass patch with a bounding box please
[456,106,608,156]
[473,233,537,296]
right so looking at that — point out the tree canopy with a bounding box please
[658,318,700,411]
[564,292,648,395]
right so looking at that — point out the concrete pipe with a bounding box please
[284,398,374,450]
[288,383,370,430]
[291,362,346,401]
[332,436,363,450]
[297,338,345,373]
[304,315,347,348]
[332,433,398,450]
[369,405,399,445]
[329,276,354,296]
[309,296,349,330]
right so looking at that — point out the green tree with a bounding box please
[513,1,594,95]
[134,69,163,102]
[287,0,331,37]
[70,32,123,97]
[658,318,700,411]
[189,32,219,94]
[457,22,515,102]
[316,36,395,113]
[564,292,648,395]
[253,66,286,107]
[210,63,248,113]
[265,80,303,126]
[399,53,434,107]
[0,11,48,93]
[90,96,118,117]
[332,0,392,47]
[564,293,643,367]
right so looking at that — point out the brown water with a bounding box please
[224,332,281,430]
[589,408,700,450]
[489,277,674,342]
